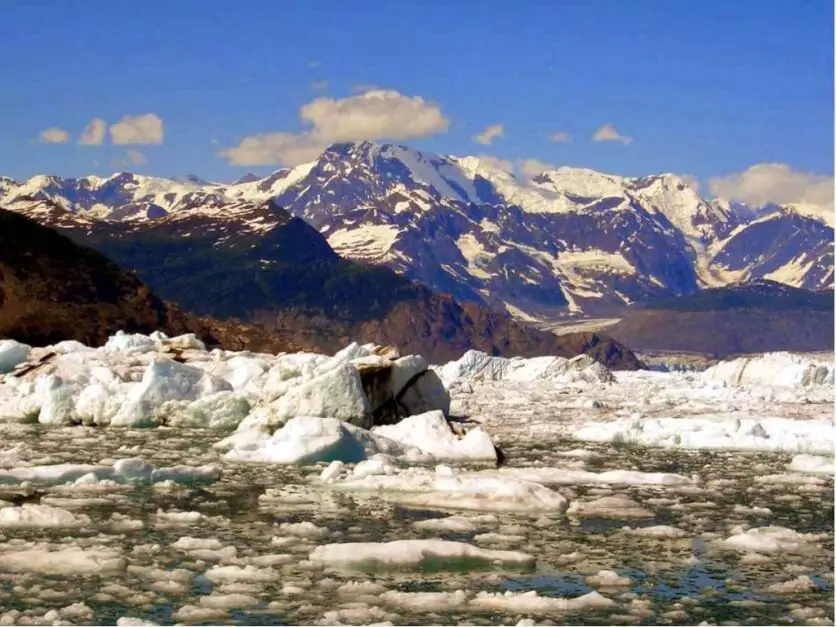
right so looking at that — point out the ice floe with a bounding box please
[574,415,834,454]
[0,457,220,486]
[438,349,614,385]
[308,539,535,570]
[702,352,834,388]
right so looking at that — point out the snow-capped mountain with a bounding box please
[1,141,832,319]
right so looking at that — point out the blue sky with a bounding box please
[1,0,832,189]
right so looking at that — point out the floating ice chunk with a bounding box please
[575,416,834,454]
[103,331,157,354]
[497,467,694,487]
[171,536,223,551]
[373,410,497,461]
[51,340,93,354]
[339,468,569,513]
[0,546,126,574]
[319,460,345,482]
[205,564,278,583]
[164,333,206,351]
[117,618,160,626]
[623,525,689,539]
[587,569,632,588]
[351,454,398,479]
[332,342,374,364]
[439,350,613,385]
[158,392,251,429]
[395,362,451,416]
[0,458,219,487]
[210,355,269,395]
[0,340,31,374]
[272,364,372,428]
[379,589,468,611]
[199,593,261,609]
[278,521,329,538]
[568,495,653,519]
[75,380,133,426]
[767,575,819,594]
[469,589,616,615]
[413,516,478,533]
[261,353,333,402]
[702,352,834,388]
[224,416,418,464]
[111,359,232,427]
[788,454,835,475]
[722,526,822,554]
[35,375,82,425]
[309,539,535,570]
[0,504,91,528]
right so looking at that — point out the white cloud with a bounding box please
[517,159,556,179]
[39,127,69,144]
[78,118,107,146]
[473,124,504,145]
[221,132,324,168]
[708,163,833,208]
[112,149,148,168]
[680,174,702,194]
[109,113,164,145]
[549,131,571,144]
[592,123,632,146]
[221,89,450,166]
[310,81,329,90]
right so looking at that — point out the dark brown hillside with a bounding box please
[0,201,641,368]
[608,282,834,357]
[0,209,300,352]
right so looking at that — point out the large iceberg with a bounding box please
[0,335,450,432]
[702,352,834,388]
[437,350,613,386]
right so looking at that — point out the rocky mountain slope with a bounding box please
[0,208,258,350]
[606,281,835,357]
[0,201,640,368]
[1,141,831,319]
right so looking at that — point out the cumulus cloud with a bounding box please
[112,149,148,168]
[310,80,329,90]
[221,132,324,168]
[592,123,632,145]
[549,131,571,144]
[109,113,164,145]
[473,124,504,145]
[221,89,450,166]
[708,163,833,208]
[680,174,702,194]
[39,127,69,144]
[78,118,107,146]
[518,158,556,179]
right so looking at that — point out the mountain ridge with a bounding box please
[0,197,641,368]
[1,141,832,320]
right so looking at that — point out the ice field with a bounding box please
[0,333,832,625]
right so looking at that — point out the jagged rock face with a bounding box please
[709,212,834,291]
[1,141,830,318]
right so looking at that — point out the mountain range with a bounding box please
[0,202,640,368]
[1,141,832,322]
